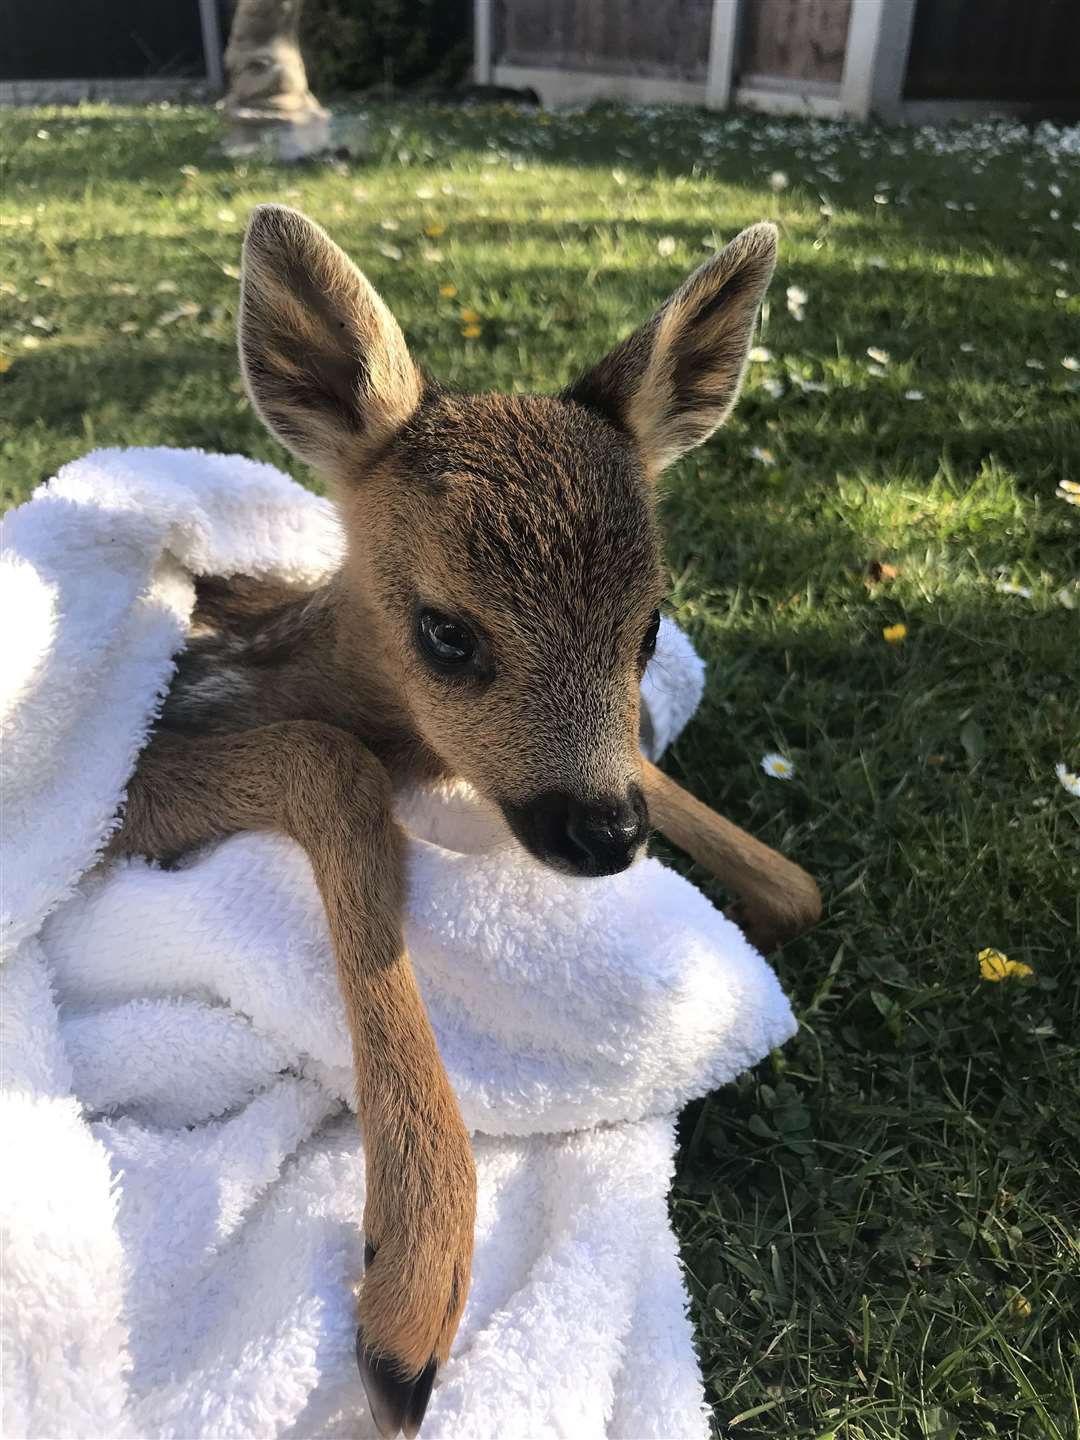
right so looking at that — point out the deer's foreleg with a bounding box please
[641,757,821,952]
[112,722,476,1439]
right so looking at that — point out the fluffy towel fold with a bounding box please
[1,447,796,1439]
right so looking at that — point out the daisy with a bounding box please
[748,346,772,363]
[749,446,776,465]
[867,346,890,365]
[1056,480,1080,505]
[657,235,676,257]
[769,171,789,192]
[995,580,1032,598]
[1055,763,1080,797]
[904,389,925,400]
[760,752,795,780]
[1062,356,1079,371]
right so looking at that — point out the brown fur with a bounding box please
[109,205,820,1435]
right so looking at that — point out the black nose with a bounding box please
[505,786,650,877]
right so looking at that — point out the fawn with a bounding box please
[109,205,821,1438]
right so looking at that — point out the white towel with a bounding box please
[0,448,797,1440]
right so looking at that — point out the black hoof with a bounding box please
[356,1329,437,1440]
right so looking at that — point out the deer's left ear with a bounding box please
[565,222,777,472]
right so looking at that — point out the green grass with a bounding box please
[2,103,1079,1438]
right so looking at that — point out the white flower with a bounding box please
[867,363,887,378]
[1049,183,1063,198]
[904,389,925,400]
[1056,586,1076,609]
[657,235,676,257]
[1056,480,1080,506]
[1055,763,1080,798]
[217,208,236,223]
[945,200,960,211]
[761,752,795,780]
[611,167,627,186]
[154,279,178,294]
[1025,358,1045,370]
[377,243,403,261]
[1062,356,1079,371]
[379,218,399,232]
[415,186,434,200]
[157,302,199,326]
[762,377,785,399]
[873,192,889,205]
[769,170,789,192]
[749,445,776,466]
[748,346,772,363]
[960,341,975,353]
[867,346,890,365]
[995,580,1032,598]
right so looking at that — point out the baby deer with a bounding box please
[109,205,820,1437]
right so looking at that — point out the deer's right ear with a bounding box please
[239,205,422,477]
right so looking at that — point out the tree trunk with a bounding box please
[222,0,329,155]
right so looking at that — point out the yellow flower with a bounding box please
[424,223,446,238]
[462,324,482,340]
[0,352,12,374]
[882,623,908,643]
[439,283,458,299]
[978,948,1034,982]
[460,308,480,324]
[1010,1292,1032,1319]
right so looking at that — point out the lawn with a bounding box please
[2,102,1078,1439]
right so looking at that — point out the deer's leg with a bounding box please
[641,757,821,953]
[112,722,476,1439]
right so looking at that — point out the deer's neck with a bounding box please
[158,570,441,784]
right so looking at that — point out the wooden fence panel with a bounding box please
[2,0,209,81]
[904,0,1080,101]
[737,0,852,84]
[494,0,714,80]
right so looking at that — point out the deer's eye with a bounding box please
[640,608,661,663]
[417,609,476,670]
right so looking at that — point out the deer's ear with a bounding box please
[565,222,777,472]
[239,205,422,477]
